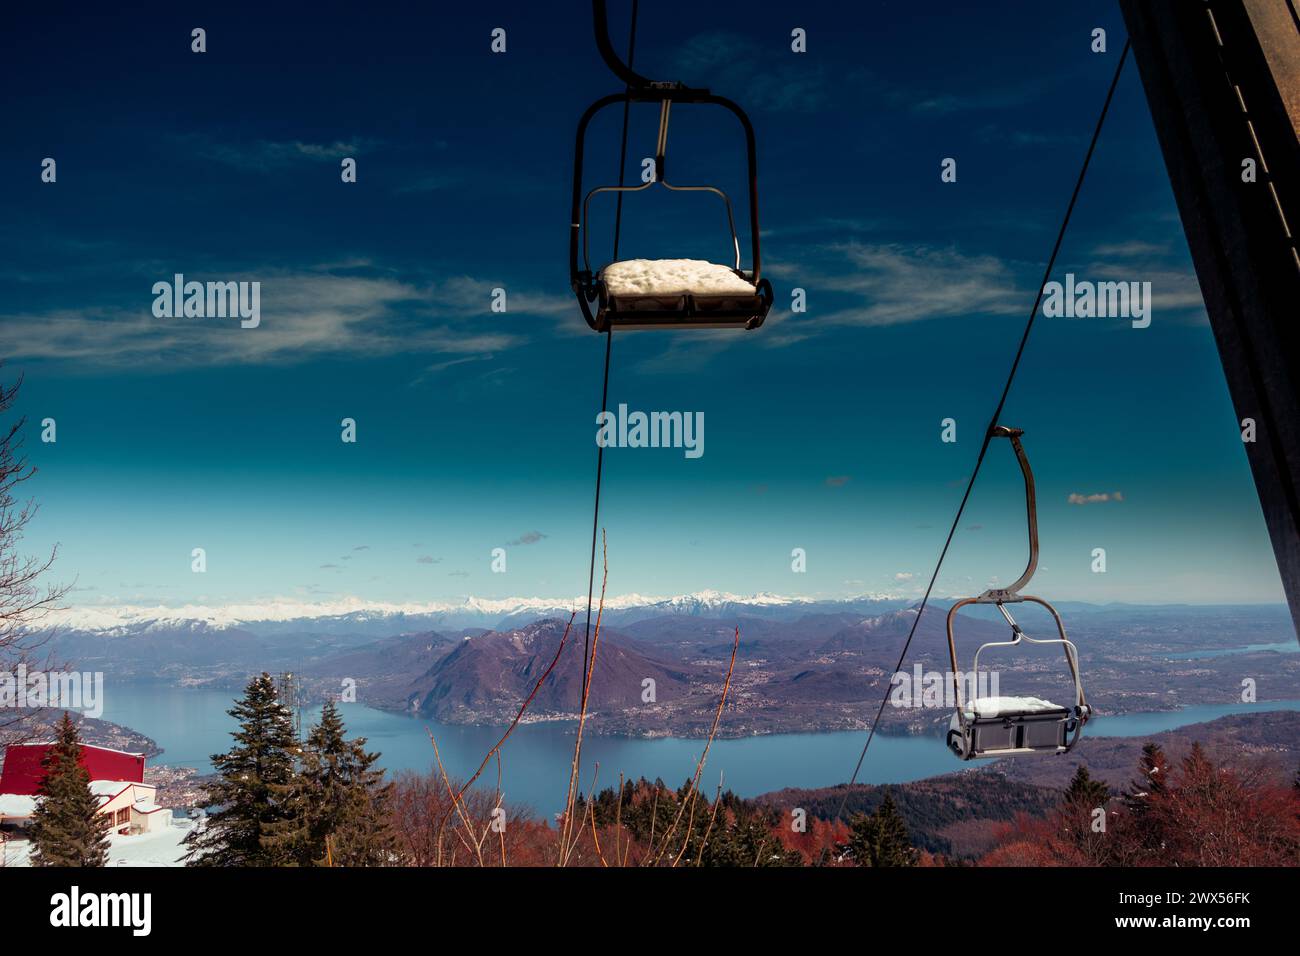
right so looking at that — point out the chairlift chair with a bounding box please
[570,1,774,331]
[946,426,1092,759]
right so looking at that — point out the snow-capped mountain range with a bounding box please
[46,589,906,637]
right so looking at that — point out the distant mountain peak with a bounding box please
[46,589,911,636]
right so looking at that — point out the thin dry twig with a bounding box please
[435,612,577,841]
[0,373,73,749]
[428,729,483,866]
[586,762,608,867]
[494,751,506,867]
[672,787,703,867]
[559,529,607,862]
[613,770,625,867]
[647,787,660,854]
[652,625,740,865]
[694,775,726,866]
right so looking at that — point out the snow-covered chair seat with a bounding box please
[595,258,770,329]
[964,695,1068,719]
[600,258,758,296]
[948,695,1079,759]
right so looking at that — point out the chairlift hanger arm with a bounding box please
[977,425,1039,601]
[593,0,653,90]
[592,0,706,94]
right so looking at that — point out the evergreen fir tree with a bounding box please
[1119,742,1173,856]
[1063,765,1110,810]
[268,699,398,866]
[843,791,918,867]
[1125,742,1169,812]
[28,713,112,867]
[184,673,301,866]
[1182,741,1213,779]
[697,804,802,867]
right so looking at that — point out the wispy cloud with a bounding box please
[785,242,1023,328]
[825,475,851,488]
[1090,240,1169,258]
[671,32,832,111]
[0,263,564,370]
[1079,237,1207,321]
[180,134,368,170]
[507,531,547,546]
[767,227,1204,337]
[1068,491,1124,505]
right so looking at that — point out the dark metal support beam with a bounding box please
[1120,0,1300,635]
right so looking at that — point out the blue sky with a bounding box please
[1,0,1285,609]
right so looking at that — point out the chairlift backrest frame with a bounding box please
[570,1,767,331]
[579,101,745,275]
[946,593,1087,720]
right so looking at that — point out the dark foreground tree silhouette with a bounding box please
[184,673,299,866]
[28,713,111,866]
[843,791,918,867]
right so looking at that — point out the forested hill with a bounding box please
[757,774,1059,858]
[755,711,1300,859]
[983,710,1299,790]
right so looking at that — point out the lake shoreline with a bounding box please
[102,675,1300,742]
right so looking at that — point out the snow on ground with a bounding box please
[2,819,194,867]
[601,258,756,296]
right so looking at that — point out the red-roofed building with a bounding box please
[0,743,166,834]
[0,743,144,795]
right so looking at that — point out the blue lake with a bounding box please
[98,684,1300,816]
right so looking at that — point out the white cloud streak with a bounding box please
[1067,491,1124,505]
[0,266,572,370]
